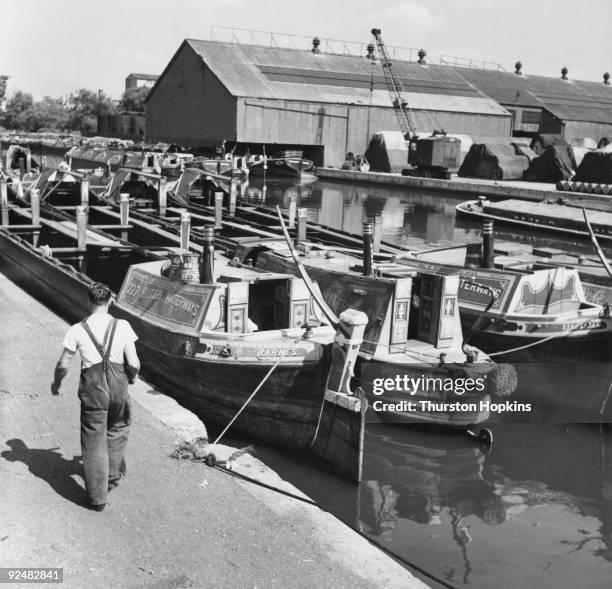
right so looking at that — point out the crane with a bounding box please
[370,28,418,139]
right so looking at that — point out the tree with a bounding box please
[121,85,149,112]
[0,90,34,129]
[67,88,117,134]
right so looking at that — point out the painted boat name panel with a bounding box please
[118,268,214,330]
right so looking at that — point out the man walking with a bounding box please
[51,283,140,511]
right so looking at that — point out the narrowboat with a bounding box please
[230,235,516,429]
[456,197,612,241]
[248,151,316,181]
[0,200,368,480]
[399,246,612,361]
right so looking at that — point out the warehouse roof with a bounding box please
[454,67,612,123]
[150,39,509,117]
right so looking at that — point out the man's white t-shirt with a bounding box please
[63,313,138,369]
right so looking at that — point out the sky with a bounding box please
[1,0,611,100]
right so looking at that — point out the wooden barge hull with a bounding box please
[362,357,492,426]
[112,304,332,448]
[248,158,315,180]
[0,229,92,323]
[456,199,612,241]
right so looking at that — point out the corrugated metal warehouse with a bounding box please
[454,66,612,141]
[146,39,511,166]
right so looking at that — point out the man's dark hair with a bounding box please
[88,283,112,305]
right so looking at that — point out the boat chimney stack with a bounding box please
[199,226,215,284]
[362,221,374,276]
[604,72,610,85]
[514,61,523,75]
[417,49,427,65]
[561,66,569,80]
[482,218,495,268]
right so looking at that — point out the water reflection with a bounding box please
[232,176,612,587]
[242,176,612,258]
[355,424,612,588]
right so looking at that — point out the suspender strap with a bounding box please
[81,318,118,369]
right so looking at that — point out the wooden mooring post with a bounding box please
[288,194,297,229]
[180,212,191,250]
[297,207,307,242]
[214,191,223,229]
[1,177,8,227]
[76,205,88,273]
[80,176,90,205]
[30,188,40,247]
[120,193,130,241]
[229,181,237,217]
[158,176,167,216]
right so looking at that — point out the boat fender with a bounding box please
[206,454,217,467]
[491,363,518,398]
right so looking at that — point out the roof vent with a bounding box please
[561,66,568,80]
[514,61,523,75]
[366,43,376,61]
[311,37,321,54]
[417,49,427,65]
[604,72,611,85]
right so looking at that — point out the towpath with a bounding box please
[0,273,427,589]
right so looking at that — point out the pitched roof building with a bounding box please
[453,67,612,140]
[146,39,511,165]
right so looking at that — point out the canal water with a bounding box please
[232,177,612,589]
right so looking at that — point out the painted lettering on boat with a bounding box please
[119,269,212,327]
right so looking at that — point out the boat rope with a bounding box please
[211,351,289,446]
[487,320,591,357]
[212,462,460,589]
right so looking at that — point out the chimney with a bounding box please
[561,66,568,80]
[366,43,376,62]
[515,61,523,75]
[604,72,611,85]
[311,37,321,54]
[417,49,427,65]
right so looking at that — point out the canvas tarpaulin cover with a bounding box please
[458,143,530,180]
[364,131,408,173]
[574,151,612,184]
[523,145,574,182]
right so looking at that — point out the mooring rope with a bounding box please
[211,350,289,446]
[213,463,459,589]
[487,319,593,357]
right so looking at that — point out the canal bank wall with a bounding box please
[0,273,427,589]
[315,167,611,204]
